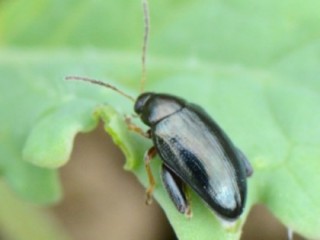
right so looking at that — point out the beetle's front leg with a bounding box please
[125,115,151,138]
[144,146,157,205]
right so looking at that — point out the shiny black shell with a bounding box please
[135,92,248,220]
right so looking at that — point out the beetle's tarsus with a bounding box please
[145,190,154,205]
[185,206,193,219]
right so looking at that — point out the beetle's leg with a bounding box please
[236,148,253,177]
[125,115,151,138]
[161,164,192,218]
[144,146,157,205]
[183,183,192,218]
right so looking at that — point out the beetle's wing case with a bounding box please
[152,102,248,220]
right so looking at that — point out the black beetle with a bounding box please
[66,0,253,221]
[134,92,253,220]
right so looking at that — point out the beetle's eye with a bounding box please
[134,101,143,114]
[134,93,152,114]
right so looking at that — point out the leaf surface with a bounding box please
[0,0,320,239]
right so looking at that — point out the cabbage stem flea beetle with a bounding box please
[66,0,253,221]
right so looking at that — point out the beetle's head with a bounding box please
[134,92,153,115]
[134,92,184,126]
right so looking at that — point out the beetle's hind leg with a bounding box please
[161,165,192,218]
[144,146,157,205]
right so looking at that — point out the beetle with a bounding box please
[134,92,253,220]
[66,0,253,221]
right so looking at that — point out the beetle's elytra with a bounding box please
[66,0,253,221]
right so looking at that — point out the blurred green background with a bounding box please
[1,0,319,239]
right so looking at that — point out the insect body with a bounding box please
[135,92,252,220]
[67,0,252,222]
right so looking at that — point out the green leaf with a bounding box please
[1,0,320,239]
[23,99,99,168]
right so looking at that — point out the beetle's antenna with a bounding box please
[140,0,150,93]
[66,76,135,102]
